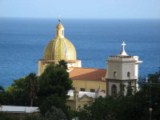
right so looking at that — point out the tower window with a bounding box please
[127,72,130,78]
[111,85,117,96]
[113,71,117,78]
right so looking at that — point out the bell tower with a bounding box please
[106,42,142,96]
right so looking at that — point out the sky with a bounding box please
[0,0,160,19]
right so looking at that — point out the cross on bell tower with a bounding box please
[120,41,128,56]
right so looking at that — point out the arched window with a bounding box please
[127,72,130,78]
[113,71,117,78]
[111,85,117,96]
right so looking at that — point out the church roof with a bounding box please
[69,68,106,81]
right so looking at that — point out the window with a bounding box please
[102,90,105,93]
[111,85,117,96]
[90,89,95,92]
[127,72,130,78]
[80,88,85,91]
[113,71,117,78]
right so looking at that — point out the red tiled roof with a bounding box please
[69,68,106,81]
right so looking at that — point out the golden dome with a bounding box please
[44,21,77,61]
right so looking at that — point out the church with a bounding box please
[38,20,142,110]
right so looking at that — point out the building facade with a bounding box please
[38,21,142,109]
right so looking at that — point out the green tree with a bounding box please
[126,81,133,96]
[24,114,42,120]
[77,97,117,120]
[6,78,27,105]
[0,85,5,104]
[39,95,67,115]
[25,73,38,106]
[0,112,19,120]
[38,64,72,99]
[116,95,146,120]
[38,64,72,116]
[119,83,125,96]
[141,72,160,120]
[6,73,38,106]
[76,71,160,120]
[0,85,4,93]
[58,60,68,70]
[44,106,67,120]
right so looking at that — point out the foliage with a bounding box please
[24,114,42,120]
[44,106,67,120]
[0,61,71,119]
[77,71,160,120]
[0,112,19,120]
[0,85,4,93]
[141,72,160,120]
[38,64,72,118]
[57,60,68,70]
[25,73,38,106]
[0,85,5,104]
[24,106,67,120]
[77,97,118,120]
[39,95,67,115]
[38,64,72,100]
[1,61,160,120]
[126,81,133,96]
[5,73,38,106]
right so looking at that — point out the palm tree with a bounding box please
[26,73,38,106]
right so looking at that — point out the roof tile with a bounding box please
[69,68,106,81]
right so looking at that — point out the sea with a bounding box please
[0,18,160,88]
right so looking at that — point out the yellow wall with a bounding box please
[72,79,106,93]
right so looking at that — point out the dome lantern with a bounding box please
[56,19,64,38]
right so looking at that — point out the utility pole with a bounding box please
[149,80,152,120]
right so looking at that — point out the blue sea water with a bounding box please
[0,18,160,87]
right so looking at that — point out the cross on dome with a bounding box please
[119,41,128,56]
[58,18,61,23]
